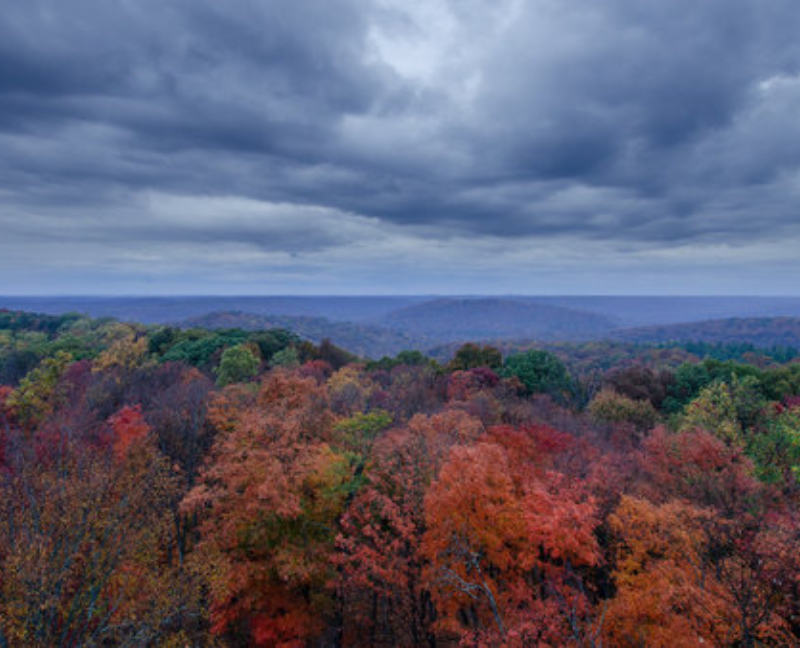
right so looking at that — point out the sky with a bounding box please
[1,0,800,296]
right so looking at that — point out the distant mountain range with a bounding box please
[5,296,800,358]
[375,298,616,341]
[612,317,800,348]
[5,295,800,327]
[519,296,800,327]
[177,300,619,358]
[175,311,427,359]
[0,296,425,324]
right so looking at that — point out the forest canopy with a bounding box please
[2,309,800,645]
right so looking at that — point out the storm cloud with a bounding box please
[1,0,800,294]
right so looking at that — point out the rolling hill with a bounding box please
[612,317,800,348]
[376,298,617,341]
[175,311,427,359]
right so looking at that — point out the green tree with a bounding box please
[251,329,300,361]
[215,344,260,387]
[6,351,73,428]
[162,330,250,369]
[663,362,713,414]
[271,346,300,368]
[332,410,393,455]
[447,343,503,372]
[748,405,800,486]
[679,377,764,446]
[366,350,439,372]
[500,350,573,400]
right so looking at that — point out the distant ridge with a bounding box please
[612,317,800,348]
[175,310,426,358]
[377,298,616,341]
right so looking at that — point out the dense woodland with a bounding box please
[2,309,800,645]
[612,317,800,349]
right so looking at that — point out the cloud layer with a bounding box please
[2,0,800,294]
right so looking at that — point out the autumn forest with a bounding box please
[1,309,799,646]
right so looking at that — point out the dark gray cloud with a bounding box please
[1,0,800,294]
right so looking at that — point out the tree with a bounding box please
[501,350,573,401]
[327,365,376,416]
[605,365,673,409]
[605,495,800,646]
[317,338,355,371]
[0,385,13,471]
[446,368,500,402]
[250,329,300,363]
[663,362,713,414]
[108,403,150,462]
[0,406,201,645]
[270,345,299,368]
[124,362,214,481]
[680,377,765,447]
[382,366,447,421]
[604,496,731,646]
[331,409,392,456]
[749,402,800,486]
[335,482,431,646]
[447,343,503,372]
[421,428,599,644]
[635,427,762,515]
[214,344,260,387]
[335,410,484,645]
[5,351,73,429]
[589,388,658,433]
[366,350,437,372]
[702,509,800,646]
[93,324,150,376]
[161,329,249,371]
[183,371,345,646]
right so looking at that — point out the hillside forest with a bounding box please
[2,309,800,645]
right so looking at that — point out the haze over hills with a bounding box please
[0,296,427,324]
[376,298,617,341]
[5,296,800,358]
[5,295,800,327]
[176,311,426,359]
[613,317,800,349]
[178,300,618,358]
[520,296,800,327]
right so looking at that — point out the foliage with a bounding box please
[615,316,800,350]
[214,343,260,387]
[447,342,503,371]
[1,308,800,645]
[160,329,251,370]
[332,409,393,455]
[109,403,151,462]
[749,403,800,486]
[366,349,438,371]
[422,426,599,644]
[269,345,300,368]
[604,364,673,408]
[5,351,73,428]
[0,408,202,645]
[604,496,731,645]
[680,377,766,446]
[501,349,573,401]
[589,388,659,432]
[183,372,343,645]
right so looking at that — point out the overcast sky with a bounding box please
[2,0,800,295]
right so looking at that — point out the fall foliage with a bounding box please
[2,308,800,645]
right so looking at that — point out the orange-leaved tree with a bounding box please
[183,370,356,646]
[421,424,599,645]
[335,409,484,646]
